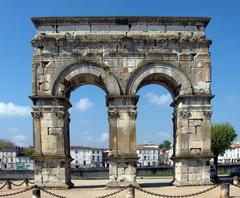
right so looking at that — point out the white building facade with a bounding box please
[70,146,106,168]
[137,143,160,167]
[218,141,240,164]
[0,147,33,170]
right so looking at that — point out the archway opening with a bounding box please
[69,85,109,186]
[136,84,174,184]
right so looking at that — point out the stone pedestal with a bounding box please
[31,96,73,189]
[172,95,213,186]
[33,156,73,188]
[173,157,212,186]
[106,96,139,188]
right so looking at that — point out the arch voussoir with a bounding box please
[52,62,121,97]
[126,63,193,97]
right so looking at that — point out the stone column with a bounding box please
[30,96,73,189]
[172,95,213,186]
[106,95,139,188]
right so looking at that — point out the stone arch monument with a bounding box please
[31,16,213,188]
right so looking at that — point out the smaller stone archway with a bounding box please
[31,61,121,188]
[127,62,212,186]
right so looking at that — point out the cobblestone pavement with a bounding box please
[0,178,239,198]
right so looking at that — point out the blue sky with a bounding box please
[0,0,239,147]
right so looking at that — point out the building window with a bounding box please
[144,156,147,160]
[97,156,100,162]
[75,160,78,164]
[153,156,155,160]
[92,156,95,161]
[75,150,78,154]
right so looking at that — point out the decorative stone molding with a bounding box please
[55,111,65,119]
[203,111,212,118]
[179,111,191,118]
[108,111,119,120]
[31,111,42,119]
[128,111,137,120]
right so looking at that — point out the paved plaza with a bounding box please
[0,178,239,198]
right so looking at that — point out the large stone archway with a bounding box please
[31,16,213,188]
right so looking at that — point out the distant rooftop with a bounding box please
[70,146,106,150]
[32,16,210,28]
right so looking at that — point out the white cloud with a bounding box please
[12,134,27,142]
[6,127,19,133]
[146,93,172,106]
[100,132,108,142]
[0,102,31,117]
[75,98,94,111]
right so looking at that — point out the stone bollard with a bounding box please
[233,176,240,185]
[126,186,135,198]
[24,179,29,187]
[32,186,40,198]
[7,180,12,190]
[220,183,229,198]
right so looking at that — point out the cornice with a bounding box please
[32,16,210,28]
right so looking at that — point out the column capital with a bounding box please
[31,111,42,119]
[171,94,214,107]
[29,95,72,109]
[106,95,139,107]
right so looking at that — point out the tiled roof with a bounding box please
[231,144,240,148]
[70,146,106,150]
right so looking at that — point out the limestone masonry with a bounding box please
[31,16,213,188]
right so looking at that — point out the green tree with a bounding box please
[211,123,237,178]
[23,146,34,157]
[0,139,15,149]
[159,140,171,150]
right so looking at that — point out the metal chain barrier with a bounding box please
[133,184,220,198]
[95,186,129,198]
[0,186,34,197]
[232,183,240,189]
[10,179,26,187]
[27,179,35,185]
[38,186,68,198]
[0,182,8,190]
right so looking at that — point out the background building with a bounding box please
[0,147,33,170]
[218,141,240,164]
[70,146,106,168]
[137,143,160,167]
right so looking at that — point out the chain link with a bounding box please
[0,186,34,197]
[95,186,129,198]
[133,184,219,198]
[38,186,68,198]
[10,179,26,187]
[0,182,8,190]
[232,183,240,189]
[27,179,35,185]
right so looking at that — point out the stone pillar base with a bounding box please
[106,180,139,189]
[106,153,138,188]
[173,157,213,186]
[33,156,73,189]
